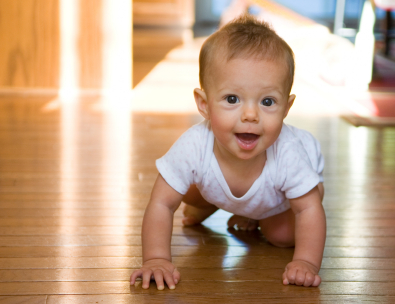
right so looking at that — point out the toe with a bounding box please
[247,221,259,231]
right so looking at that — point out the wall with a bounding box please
[0,0,132,91]
[0,0,60,89]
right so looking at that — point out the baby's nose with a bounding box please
[242,104,259,122]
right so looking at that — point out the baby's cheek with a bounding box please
[264,119,283,138]
[210,115,232,134]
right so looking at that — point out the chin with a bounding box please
[236,151,258,160]
[236,147,267,160]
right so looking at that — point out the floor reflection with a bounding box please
[180,217,293,271]
[57,96,133,281]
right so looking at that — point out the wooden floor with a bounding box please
[1,10,395,304]
[0,96,394,303]
[0,96,395,303]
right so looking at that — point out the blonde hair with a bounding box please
[199,15,295,94]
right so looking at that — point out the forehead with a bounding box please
[207,55,289,93]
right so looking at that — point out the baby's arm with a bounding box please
[283,185,326,287]
[130,174,183,290]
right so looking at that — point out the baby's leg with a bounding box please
[259,208,295,247]
[260,183,324,247]
[182,185,218,226]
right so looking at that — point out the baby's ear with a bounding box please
[283,94,296,118]
[194,88,209,119]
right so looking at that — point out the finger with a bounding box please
[173,268,181,285]
[295,270,305,286]
[282,270,289,285]
[163,271,176,290]
[312,274,322,287]
[303,272,315,287]
[130,269,143,285]
[141,270,153,289]
[153,269,165,290]
[286,267,297,285]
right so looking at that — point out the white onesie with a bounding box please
[156,120,324,220]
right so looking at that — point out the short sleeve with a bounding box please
[156,126,201,195]
[277,140,320,199]
[297,130,324,182]
[312,139,324,182]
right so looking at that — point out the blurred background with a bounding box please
[0,0,394,124]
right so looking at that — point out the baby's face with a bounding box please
[202,57,294,161]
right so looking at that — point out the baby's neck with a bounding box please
[213,142,266,197]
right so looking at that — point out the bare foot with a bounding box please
[227,215,259,231]
[182,203,218,226]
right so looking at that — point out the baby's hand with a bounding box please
[130,258,180,290]
[282,260,321,287]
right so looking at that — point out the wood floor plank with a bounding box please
[0,226,145,236]
[0,225,234,236]
[1,245,395,258]
[1,268,395,283]
[132,281,395,296]
[202,236,395,247]
[0,208,146,217]
[1,232,395,248]
[3,207,395,218]
[0,296,46,304]
[1,225,395,238]
[0,256,286,269]
[323,247,395,258]
[0,235,202,246]
[0,256,394,270]
[2,281,395,296]
[0,245,289,258]
[1,199,395,209]
[45,295,395,304]
[2,216,395,227]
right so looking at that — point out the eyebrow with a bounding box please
[262,86,286,98]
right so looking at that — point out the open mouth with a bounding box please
[235,133,260,150]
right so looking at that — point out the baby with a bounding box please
[130,15,326,290]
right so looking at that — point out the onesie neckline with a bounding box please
[210,153,268,201]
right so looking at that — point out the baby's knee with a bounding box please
[263,225,295,248]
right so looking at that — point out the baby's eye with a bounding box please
[261,98,275,107]
[226,95,239,104]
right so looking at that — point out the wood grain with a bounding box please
[44,295,395,304]
[1,268,395,283]
[0,297,46,304]
[0,0,132,90]
[0,0,59,88]
[2,281,395,296]
[133,0,194,27]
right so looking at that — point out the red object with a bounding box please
[375,0,395,10]
[355,94,395,117]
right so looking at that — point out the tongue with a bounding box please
[236,133,259,143]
